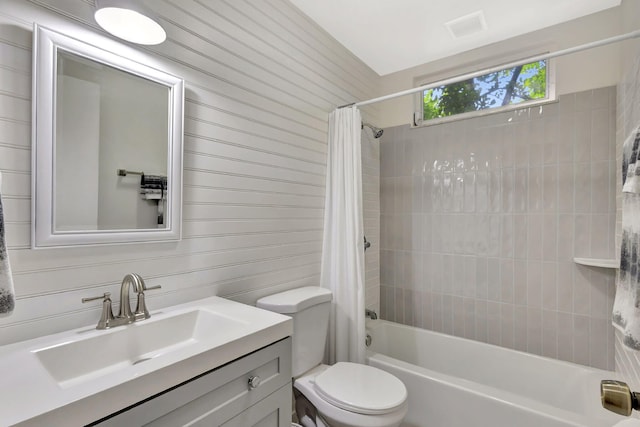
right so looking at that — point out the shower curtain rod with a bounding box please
[338,29,640,109]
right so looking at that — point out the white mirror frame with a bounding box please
[32,24,184,248]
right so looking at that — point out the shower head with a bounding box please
[362,122,384,139]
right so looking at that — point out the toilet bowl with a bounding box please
[295,364,408,427]
[256,286,408,427]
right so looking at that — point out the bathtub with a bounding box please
[365,320,625,427]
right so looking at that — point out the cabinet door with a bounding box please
[94,338,291,427]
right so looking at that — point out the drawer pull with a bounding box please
[248,375,261,389]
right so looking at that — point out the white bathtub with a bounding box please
[365,320,625,427]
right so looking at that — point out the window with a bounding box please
[420,59,552,123]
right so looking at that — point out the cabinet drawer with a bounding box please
[94,338,291,427]
[221,384,291,427]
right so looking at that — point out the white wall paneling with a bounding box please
[0,0,378,345]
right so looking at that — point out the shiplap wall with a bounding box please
[0,0,380,346]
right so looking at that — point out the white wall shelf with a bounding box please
[573,258,618,269]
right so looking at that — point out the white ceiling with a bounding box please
[289,0,622,76]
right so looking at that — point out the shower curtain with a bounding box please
[320,106,366,364]
[614,125,640,349]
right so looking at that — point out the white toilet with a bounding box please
[257,286,408,427]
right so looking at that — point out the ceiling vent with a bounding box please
[445,10,487,39]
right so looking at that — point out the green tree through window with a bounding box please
[423,60,547,121]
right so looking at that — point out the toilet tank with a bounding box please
[256,286,332,377]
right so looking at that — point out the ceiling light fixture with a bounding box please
[94,0,166,45]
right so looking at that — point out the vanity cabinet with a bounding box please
[92,338,292,427]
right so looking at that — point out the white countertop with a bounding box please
[0,296,292,426]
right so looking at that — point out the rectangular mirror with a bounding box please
[32,25,184,248]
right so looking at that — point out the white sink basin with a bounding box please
[34,308,249,388]
[0,296,292,426]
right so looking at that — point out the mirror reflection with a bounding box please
[33,25,183,248]
[55,51,170,231]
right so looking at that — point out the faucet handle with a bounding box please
[82,292,111,303]
[82,292,115,330]
[134,284,161,320]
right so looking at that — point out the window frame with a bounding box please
[413,55,556,127]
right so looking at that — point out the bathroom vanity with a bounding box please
[94,338,292,426]
[0,297,292,426]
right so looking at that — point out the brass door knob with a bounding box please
[601,380,640,416]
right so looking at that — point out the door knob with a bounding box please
[601,380,640,416]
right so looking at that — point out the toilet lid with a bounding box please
[313,362,407,415]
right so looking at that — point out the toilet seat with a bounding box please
[313,362,407,415]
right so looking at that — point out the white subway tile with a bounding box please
[573,214,590,258]
[591,162,610,214]
[464,298,476,340]
[502,168,515,213]
[514,305,528,352]
[527,260,543,309]
[543,214,558,261]
[542,262,558,311]
[557,311,574,363]
[514,168,528,213]
[591,109,610,161]
[487,301,502,345]
[527,214,544,260]
[527,307,543,355]
[453,296,465,337]
[441,295,454,334]
[573,265,591,316]
[573,314,590,366]
[475,300,488,343]
[543,165,558,213]
[542,310,559,359]
[501,259,515,303]
[514,259,528,305]
[514,214,528,259]
[557,214,574,260]
[589,318,608,369]
[475,257,489,300]
[590,214,611,259]
[574,111,592,163]
[501,215,514,258]
[422,291,433,330]
[501,303,515,349]
[557,262,575,313]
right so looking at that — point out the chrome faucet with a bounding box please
[82,273,161,329]
[119,273,144,322]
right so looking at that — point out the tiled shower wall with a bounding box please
[379,88,617,370]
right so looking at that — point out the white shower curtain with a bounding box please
[320,106,366,364]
